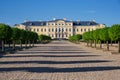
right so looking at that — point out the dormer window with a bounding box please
[87,23,90,25]
[30,23,33,26]
[41,23,43,26]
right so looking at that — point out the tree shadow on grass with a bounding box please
[0,66,119,73]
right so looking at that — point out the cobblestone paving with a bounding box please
[0,40,120,80]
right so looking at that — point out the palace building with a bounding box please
[14,18,105,39]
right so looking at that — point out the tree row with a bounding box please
[0,23,38,52]
[82,24,120,53]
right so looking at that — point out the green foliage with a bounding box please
[38,34,51,42]
[11,28,21,40]
[69,34,82,42]
[0,23,12,40]
[93,29,101,40]
[99,27,110,41]
[82,32,89,41]
[109,24,120,41]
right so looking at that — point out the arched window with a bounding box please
[62,28,64,32]
[59,28,61,32]
[55,28,57,32]
[66,28,68,31]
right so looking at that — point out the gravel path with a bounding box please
[0,40,120,80]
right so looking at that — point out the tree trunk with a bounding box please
[32,41,34,47]
[20,40,22,48]
[111,40,112,46]
[25,41,27,48]
[99,41,102,49]
[94,40,96,48]
[118,40,120,53]
[8,42,11,48]
[106,41,109,51]
[29,41,31,47]
[1,40,5,52]
[90,40,92,47]
[87,41,88,46]
[12,40,15,50]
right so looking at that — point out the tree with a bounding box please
[0,24,12,52]
[69,34,82,42]
[93,29,101,48]
[109,24,120,53]
[19,29,26,48]
[11,28,21,50]
[38,35,51,43]
[31,32,38,46]
[82,32,90,46]
[99,27,110,50]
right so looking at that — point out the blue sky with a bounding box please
[0,0,120,26]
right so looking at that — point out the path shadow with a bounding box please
[16,51,90,54]
[2,54,100,58]
[0,66,119,73]
[0,60,111,64]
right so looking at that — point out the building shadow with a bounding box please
[0,66,119,73]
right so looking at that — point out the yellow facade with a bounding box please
[14,19,105,39]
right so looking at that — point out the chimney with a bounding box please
[53,17,56,20]
[92,20,96,22]
[77,20,80,22]
[24,20,29,22]
[63,17,66,21]
[39,20,42,22]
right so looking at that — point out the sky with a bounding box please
[0,0,120,26]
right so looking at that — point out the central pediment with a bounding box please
[54,19,66,23]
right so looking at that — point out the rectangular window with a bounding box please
[73,29,75,32]
[44,29,46,32]
[69,28,71,32]
[37,29,39,32]
[34,29,35,32]
[48,34,50,36]
[66,34,68,37]
[84,29,86,32]
[77,29,78,32]
[48,28,50,32]
[52,34,54,37]
[29,29,31,31]
[52,28,54,32]
[81,29,82,32]
[88,28,90,31]
[41,29,43,32]
[66,28,68,31]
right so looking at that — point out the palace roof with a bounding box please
[15,19,99,26]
